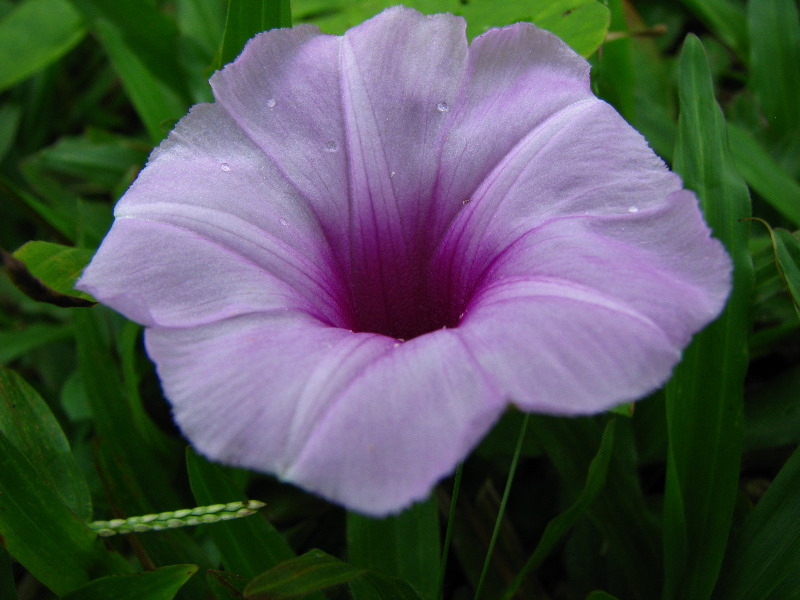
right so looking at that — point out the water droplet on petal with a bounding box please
[279,217,288,226]
[627,206,639,213]
[220,163,231,172]
[390,171,396,178]
[324,140,338,152]
[436,101,449,113]
[462,197,471,205]
[266,97,276,108]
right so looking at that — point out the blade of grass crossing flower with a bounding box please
[0,367,92,521]
[474,413,528,600]
[348,495,439,600]
[218,0,292,68]
[713,445,800,600]
[503,419,616,600]
[0,429,131,596]
[245,549,423,600]
[748,0,800,140]
[0,0,86,92]
[726,123,800,227]
[662,35,752,600]
[438,463,463,599]
[61,564,199,600]
[186,448,295,578]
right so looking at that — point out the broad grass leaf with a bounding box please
[0,367,92,520]
[347,495,439,600]
[61,564,199,600]
[244,549,423,600]
[748,0,800,140]
[727,123,800,227]
[662,35,752,600]
[0,0,86,91]
[714,445,800,600]
[0,429,130,596]
[13,240,96,302]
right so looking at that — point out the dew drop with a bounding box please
[266,97,276,108]
[436,101,450,113]
[390,171,396,178]
[324,140,338,152]
[393,342,401,348]
[279,217,288,227]
[220,163,231,172]
[462,197,471,205]
[627,206,639,213]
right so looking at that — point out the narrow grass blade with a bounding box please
[714,445,800,599]
[0,0,86,91]
[727,123,800,227]
[0,367,92,521]
[218,0,292,68]
[61,564,198,600]
[662,35,752,600]
[187,448,295,578]
[245,549,423,600]
[748,0,800,139]
[503,419,616,600]
[348,495,439,600]
[531,416,660,599]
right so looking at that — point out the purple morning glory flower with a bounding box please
[78,7,731,516]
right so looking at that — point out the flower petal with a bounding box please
[146,313,504,516]
[431,20,593,233]
[456,192,731,414]
[434,99,681,303]
[77,218,310,327]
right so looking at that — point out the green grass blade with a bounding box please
[748,0,800,139]
[92,18,189,144]
[68,0,190,102]
[0,367,92,521]
[662,35,753,600]
[771,229,800,315]
[186,448,295,578]
[531,416,660,600]
[0,0,86,91]
[713,445,800,600]
[218,0,292,68]
[678,0,748,59]
[73,308,182,511]
[61,564,199,600]
[727,123,800,227]
[503,419,616,600]
[0,429,130,596]
[245,549,423,600]
[347,495,439,600]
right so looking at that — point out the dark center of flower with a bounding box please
[347,250,462,341]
